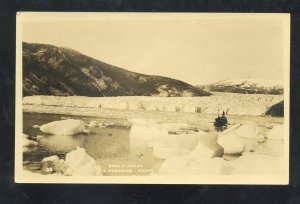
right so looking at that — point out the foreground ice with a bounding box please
[40,119,86,135]
[217,125,246,155]
[23,133,38,152]
[159,156,228,175]
[231,152,285,175]
[130,118,207,159]
[65,147,102,176]
[40,147,102,176]
[158,123,285,175]
[150,143,190,160]
[23,133,38,147]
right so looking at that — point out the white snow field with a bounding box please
[23,92,283,116]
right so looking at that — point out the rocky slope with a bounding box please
[23,42,210,97]
[265,100,284,117]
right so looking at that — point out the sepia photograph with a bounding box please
[15,12,290,184]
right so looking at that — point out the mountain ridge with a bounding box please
[23,42,210,97]
[196,77,283,95]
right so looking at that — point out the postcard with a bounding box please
[15,12,290,184]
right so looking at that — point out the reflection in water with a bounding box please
[38,134,85,155]
[23,113,132,174]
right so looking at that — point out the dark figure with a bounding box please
[214,111,228,132]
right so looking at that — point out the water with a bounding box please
[23,111,282,176]
[23,112,162,176]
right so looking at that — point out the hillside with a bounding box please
[265,100,284,117]
[23,42,210,97]
[196,78,283,95]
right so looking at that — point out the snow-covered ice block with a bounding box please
[158,156,189,175]
[129,118,205,150]
[41,155,66,174]
[129,118,168,140]
[231,152,285,175]
[187,142,223,160]
[152,146,190,160]
[217,126,246,155]
[267,125,284,140]
[152,133,205,151]
[40,119,86,135]
[88,121,98,128]
[23,133,38,147]
[236,122,259,139]
[65,147,102,176]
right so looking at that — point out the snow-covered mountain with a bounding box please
[196,78,283,95]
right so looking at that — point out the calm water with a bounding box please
[23,112,162,176]
[23,111,281,176]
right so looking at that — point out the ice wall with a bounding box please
[23,92,283,116]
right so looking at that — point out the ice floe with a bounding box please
[235,122,259,139]
[267,125,284,141]
[23,133,38,152]
[217,126,246,155]
[40,147,102,176]
[41,155,66,174]
[152,145,190,160]
[64,147,102,176]
[231,152,285,175]
[187,142,223,160]
[23,133,38,147]
[40,119,86,135]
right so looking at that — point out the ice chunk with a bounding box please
[152,146,190,160]
[267,125,284,140]
[236,122,259,139]
[251,125,284,157]
[217,126,246,155]
[40,119,85,135]
[88,121,98,128]
[23,133,38,147]
[158,156,189,175]
[187,142,223,159]
[129,118,205,151]
[129,118,168,140]
[232,152,285,175]
[42,155,59,162]
[41,155,66,174]
[65,147,102,176]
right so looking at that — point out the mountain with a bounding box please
[23,42,210,97]
[196,78,283,95]
[265,100,284,117]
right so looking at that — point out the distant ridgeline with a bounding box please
[22,42,210,97]
[196,78,283,95]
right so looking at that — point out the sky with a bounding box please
[20,13,289,85]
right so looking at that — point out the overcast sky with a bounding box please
[20,13,289,85]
